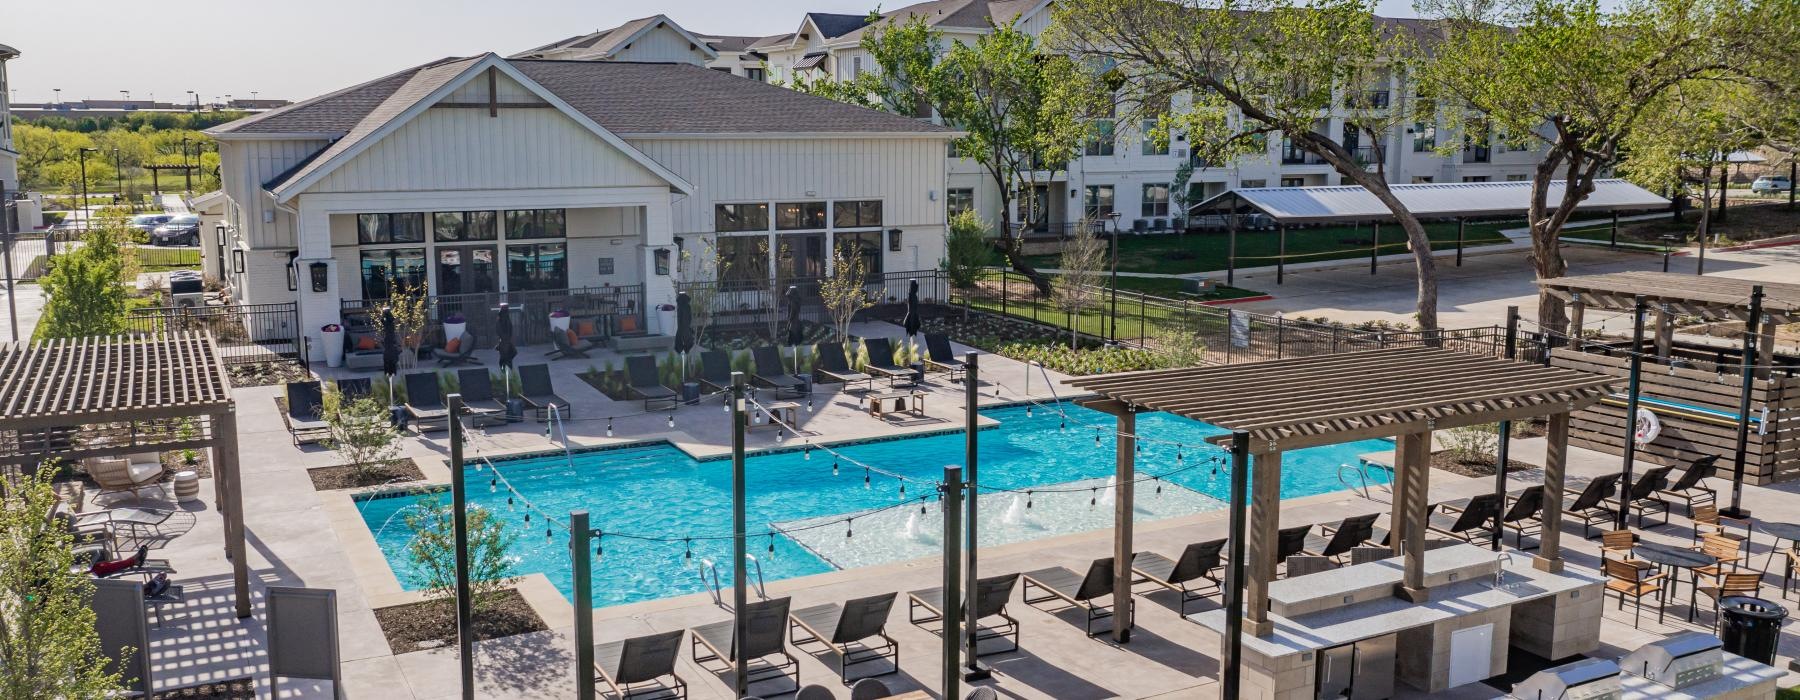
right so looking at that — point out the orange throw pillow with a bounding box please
[619,316,638,333]
[445,337,462,354]
[575,320,596,337]
[566,329,580,346]
[355,335,378,351]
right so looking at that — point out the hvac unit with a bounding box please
[172,292,206,308]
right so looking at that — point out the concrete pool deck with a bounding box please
[126,319,1800,699]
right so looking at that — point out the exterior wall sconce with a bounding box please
[887,228,903,252]
[215,224,226,247]
[286,251,299,291]
[231,249,246,274]
[653,248,671,276]
[309,261,330,292]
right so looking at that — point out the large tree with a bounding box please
[1049,0,1446,329]
[1417,0,1787,330]
[0,466,128,699]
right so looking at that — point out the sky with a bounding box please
[7,0,1432,105]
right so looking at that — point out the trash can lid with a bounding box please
[1720,596,1788,619]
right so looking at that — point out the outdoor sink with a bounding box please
[1486,571,1547,597]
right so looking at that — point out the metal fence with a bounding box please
[127,302,303,366]
[676,268,947,334]
[339,284,647,348]
[1,232,57,281]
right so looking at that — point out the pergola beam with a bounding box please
[1538,271,1800,325]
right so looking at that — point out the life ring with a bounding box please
[1635,407,1661,445]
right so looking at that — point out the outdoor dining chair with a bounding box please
[1604,558,1666,628]
[1690,504,1748,545]
[625,355,679,410]
[1699,572,1764,627]
[594,630,686,700]
[1022,556,1131,637]
[1131,538,1225,616]
[907,573,1020,656]
[1694,533,1750,580]
[690,597,799,696]
[814,342,874,393]
[402,372,451,433]
[788,592,899,684]
[1600,530,1639,561]
[518,364,574,422]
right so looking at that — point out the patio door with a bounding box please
[436,245,498,296]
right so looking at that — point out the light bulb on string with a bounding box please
[767,534,776,558]
[845,519,854,539]
[595,534,603,560]
[1059,420,1066,431]
[804,443,811,460]
[490,478,497,493]
[1155,477,1163,495]
[524,511,532,524]
[899,482,906,498]
[776,428,785,443]
[723,401,731,414]
[667,413,675,429]
[683,538,692,562]
[864,468,871,489]
[806,398,814,412]
[606,418,613,438]
[507,496,514,510]
[1090,488,1097,507]
[832,459,839,476]
[546,528,553,544]
[1177,447,1184,463]
[1026,491,1033,509]
[1026,405,1034,418]
[1095,430,1102,447]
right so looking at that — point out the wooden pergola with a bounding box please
[1064,348,1614,664]
[1539,271,1800,373]
[0,332,249,617]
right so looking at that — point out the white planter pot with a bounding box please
[443,322,466,340]
[321,330,345,368]
[549,316,571,332]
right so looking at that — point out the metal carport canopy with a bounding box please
[1191,179,1670,225]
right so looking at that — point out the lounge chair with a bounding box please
[814,342,874,393]
[625,355,679,410]
[1623,466,1673,528]
[696,350,734,400]
[860,338,915,388]
[1021,556,1132,637]
[690,596,799,695]
[1657,455,1719,516]
[1131,538,1224,615]
[518,364,573,422]
[1428,493,1500,542]
[402,372,451,432]
[1307,514,1378,561]
[453,369,509,426]
[433,331,479,366]
[752,346,805,398]
[285,380,331,446]
[593,630,686,700]
[87,453,166,503]
[1565,473,1622,538]
[1277,524,1312,565]
[550,330,596,360]
[1497,486,1546,548]
[788,592,899,684]
[72,507,180,553]
[923,333,967,382]
[907,573,1019,656]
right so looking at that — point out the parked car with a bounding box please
[150,214,201,246]
[128,214,173,232]
[1751,176,1792,195]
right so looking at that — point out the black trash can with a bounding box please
[1718,596,1786,665]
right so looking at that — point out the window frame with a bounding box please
[504,209,567,240]
[832,200,883,229]
[358,247,427,300]
[714,202,770,233]
[775,201,827,231]
[1085,119,1116,156]
[1141,119,1169,156]
[356,212,426,245]
[1140,183,1170,217]
[946,188,975,217]
[432,210,497,242]
[1084,185,1115,220]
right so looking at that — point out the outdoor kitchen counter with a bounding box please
[1619,654,1784,700]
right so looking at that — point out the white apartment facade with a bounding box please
[0,43,19,197]
[204,54,955,355]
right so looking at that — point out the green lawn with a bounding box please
[1022,219,1515,275]
[1104,275,1266,300]
[134,247,201,272]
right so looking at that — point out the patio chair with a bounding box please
[550,330,596,360]
[593,630,686,700]
[625,355,679,410]
[1604,558,1665,628]
[1021,556,1132,637]
[860,338,914,388]
[518,364,574,422]
[1658,455,1720,516]
[1131,538,1225,616]
[907,573,1020,656]
[848,679,890,700]
[923,333,967,382]
[1623,466,1673,528]
[1694,533,1750,580]
[1600,529,1639,561]
[751,347,805,398]
[1428,493,1500,542]
[72,507,181,553]
[1784,545,1800,599]
[87,453,166,503]
[788,592,899,684]
[1498,486,1546,548]
[1690,504,1748,545]
[813,342,874,393]
[1699,572,1764,627]
[433,331,479,366]
[1564,473,1622,538]
[454,369,509,426]
[697,350,734,399]
[1306,513,1379,561]
[285,380,331,446]
[690,597,799,695]
[403,372,451,432]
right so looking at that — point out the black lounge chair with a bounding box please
[1624,465,1673,528]
[1566,473,1622,539]
[1306,513,1378,561]
[1277,524,1312,565]
[433,331,479,366]
[814,342,874,393]
[285,380,330,445]
[788,592,899,684]
[594,630,686,700]
[518,363,574,422]
[690,597,799,695]
[1022,556,1132,637]
[1657,455,1720,516]
[455,369,510,425]
[550,331,596,360]
[1428,493,1500,542]
[860,338,914,387]
[1498,485,1546,548]
[402,372,450,432]
[752,346,804,398]
[1131,538,1224,616]
[625,355,679,410]
[907,573,1020,656]
[696,350,734,400]
[923,333,967,381]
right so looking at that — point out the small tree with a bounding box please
[37,222,134,340]
[1442,423,1501,465]
[402,494,517,616]
[941,211,998,319]
[1051,232,1109,349]
[371,277,430,372]
[0,465,127,699]
[1149,324,1207,369]
[321,389,401,484]
[819,243,874,342]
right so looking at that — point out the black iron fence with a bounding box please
[127,302,303,366]
[676,269,948,335]
[339,284,647,348]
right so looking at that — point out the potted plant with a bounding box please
[442,312,467,342]
[549,308,571,332]
[321,323,346,368]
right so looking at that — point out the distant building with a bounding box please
[0,42,43,231]
[10,97,292,122]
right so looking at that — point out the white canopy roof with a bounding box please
[1193,179,1669,224]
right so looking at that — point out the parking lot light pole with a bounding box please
[78,148,98,223]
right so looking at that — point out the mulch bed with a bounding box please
[373,588,548,654]
[152,678,258,699]
[159,449,212,479]
[226,362,312,388]
[306,458,425,491]
[1431,450,1537,478]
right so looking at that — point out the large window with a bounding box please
[1084,120,1116,156]
[1280,177,1305,187]
[1239,179,1267,189]
[715,203,769,233]
[506,243,567,291]
[946,188,974,217]
[775,201,827,230]
[835,230,884,278]
[357,213,425,244]
[432,211,497,242]
[359,248,426,299]
[716,235,769,287]
[1412,123,1436,152]
[504,209,566,239]
[1084,185,1115,220]
[833,200,883,228]
[1141,119,1169,156]
[1140,183,1170,217]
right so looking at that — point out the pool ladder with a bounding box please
[1337,462,1393,502]
[699,555,766,609]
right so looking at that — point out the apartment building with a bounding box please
[0,43,18,195]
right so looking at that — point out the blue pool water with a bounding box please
[357,403,1392,607]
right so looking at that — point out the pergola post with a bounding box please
[1535,412,1570,573]
[1566,293,1585,350]
[1652,303,1674,361]
[1246,450,1282,637]
[1112,409,1135,643]
[1396,431,1432,603]
[213,405,250,618]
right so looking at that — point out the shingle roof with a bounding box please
[210,60,459,135]
[702,35,766,53]
[259,57,478,190]
[806,12,876,39]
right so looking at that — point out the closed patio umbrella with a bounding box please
[495,302,517,394]
[380,308,399,402]
[784,285,803,373]
[674,292,694,384]
[902,279,922,346]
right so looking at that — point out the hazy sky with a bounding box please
[8,0,1431,104]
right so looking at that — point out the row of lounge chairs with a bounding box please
[285,364,575,442]
[620,334,974,411]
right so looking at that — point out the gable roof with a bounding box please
[510,15,718,61]
[806,12,877,39]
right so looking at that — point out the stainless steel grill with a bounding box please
[1510,657,1621,700]
[1620,632,1723,689]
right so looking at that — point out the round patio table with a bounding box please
[1756,521,1800,575]
[1635,541,1717,623]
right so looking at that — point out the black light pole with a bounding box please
[1661,235,1678,272]
[78,148,97,222]
[1617,296,1648,529]
[111,148,124,210]
[447,395,475,700]
[181,137,194,195]
[1221,431,1251,699]
[729,372,749,697]
[1,183,17,341]
[941,464,965,700]
[962,353,989,680]
[1722,285,1764,519]
[1492,305,1519,550]
[1370,222,1380,275]
[1108,214,1120,343]
[571,510,596,700]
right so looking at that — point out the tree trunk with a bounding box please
[992,172,1054,296]
[1319,141,1440,331]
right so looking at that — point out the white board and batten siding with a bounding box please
[609,25,713,64]
[218,138,329,250]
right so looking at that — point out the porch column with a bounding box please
[1535,412,1570,573]
[1113,409,1135,643]
[1246,451,1283,636]
[214,405,251,618]
[294,202,340,362]
[1653,303,1674,361]
[641,200,677,318]
[1397,431,1432,602]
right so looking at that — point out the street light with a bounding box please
[181,137,194,195]
[1106,210,1122,343]
[78,148,99,227]
[186,90,198,112]
[112,148,125,210]
[52,88,61,106]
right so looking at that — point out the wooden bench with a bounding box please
[867,391,925,420]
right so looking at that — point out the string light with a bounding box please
[595,533,603,560]
[1090,488,1098,507]
[1155,477,1163,495]
[606,418,613,438]
[1026,491,1033,509]
[667,413,675,429]
[776,428,785,443]
[864,467,872,488]
[845,519,854,539]
[683,538,692,562]
[804,443,812,460]
[1026,405,1034,417]
[832,459,839,476]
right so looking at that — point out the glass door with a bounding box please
[436,245,499,296]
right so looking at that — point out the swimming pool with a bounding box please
[357,403,1392,607]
